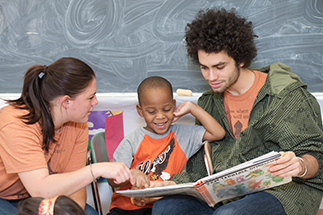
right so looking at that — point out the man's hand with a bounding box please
[269,151,304,177]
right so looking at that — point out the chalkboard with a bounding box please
[0,0,322,93]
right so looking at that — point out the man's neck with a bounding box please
[226,68,255,96]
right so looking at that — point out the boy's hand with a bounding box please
[130,196,161,207]
[130,180,176,207]
[150,180,176,187]
[130,169,150,189]
[173,101,196,123]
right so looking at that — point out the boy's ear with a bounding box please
[136,104,144,117]
[173,99,176,107]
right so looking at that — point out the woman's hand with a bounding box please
[96,162,133,184]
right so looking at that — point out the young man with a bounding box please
[108,76,225,215]
[151,8,323,215]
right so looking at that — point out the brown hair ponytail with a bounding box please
[7,57,95,152]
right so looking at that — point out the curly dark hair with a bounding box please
[185,8,257,68]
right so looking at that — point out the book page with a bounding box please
[198,155,292,206]
[198,151,281,184]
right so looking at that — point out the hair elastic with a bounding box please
[38,196,58,215]
[38,65,47,79]
[38,72,45,79]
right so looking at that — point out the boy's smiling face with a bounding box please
[136,87,176,134]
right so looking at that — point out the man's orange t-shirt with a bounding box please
[224,70,267,139]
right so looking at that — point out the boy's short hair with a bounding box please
[185,8,258,68]
[137,76,173,105]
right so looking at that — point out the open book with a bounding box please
[116,150,292,207]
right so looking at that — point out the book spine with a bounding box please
[195,184,216,207]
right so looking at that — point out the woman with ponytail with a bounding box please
[0,57,133,215]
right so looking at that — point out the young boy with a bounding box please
[108,76,225,215]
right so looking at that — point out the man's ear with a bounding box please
[61,95,71,109]
[136,104,143,117]
[239,61,245,68]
